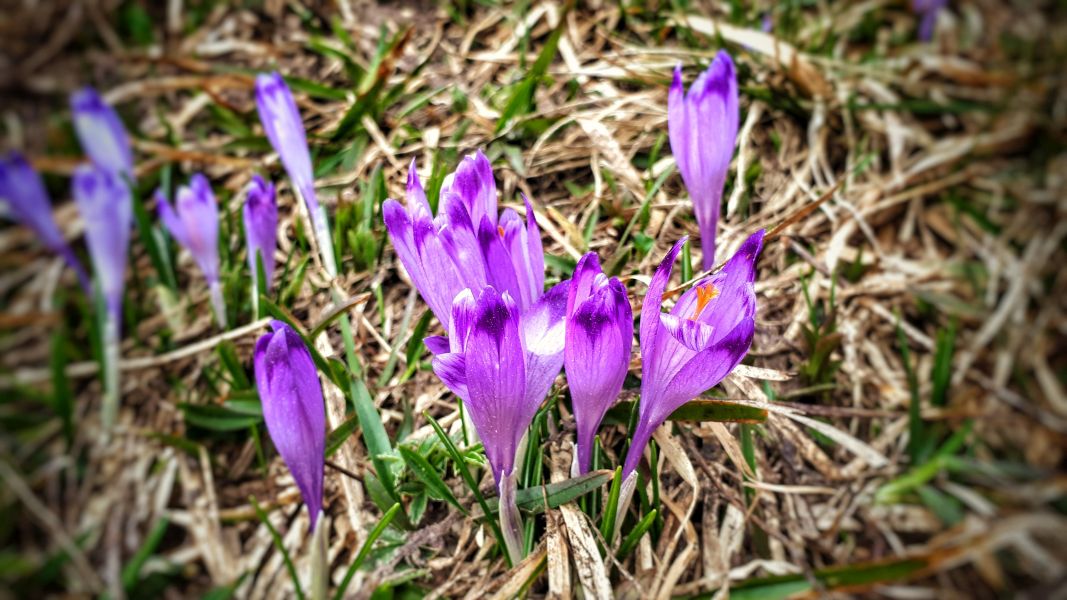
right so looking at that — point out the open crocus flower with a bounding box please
[254,320,326,531]
[243,174,277,300]
[912,0,947,41]
[426,282,568,563]
[564,252,633,474]
[383,151,545,325]
[158,174,226,328]
[623,230,764,480]
[668,51,739,269]
[254,72,336,276]
[70,87,134,182]
[0,153,89,293]
[73,164,132,432]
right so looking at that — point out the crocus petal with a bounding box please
[522,194,546,297]
[662,315,755,413]
[462,288,527,485]
[520,280,569,409]
[448,288,479,353]
[424,335,451,356]
[70,87,133,180]
[440,197,487,290]
[566,252,604,316]
[384,199,452,325]
[0,153,90,292]
[254,320,326,530]
[414,217,466,323]
[639,238,688,369]
[73,164,132,319]
[431,352,469,401]
[405,158,432,218]
[254,72,318,214]
[668,52,739,269]
[156,189,187,248]
[477,215,523,307]
[659,313,715,351]
[447,150,497,227]
[243,174,278,289]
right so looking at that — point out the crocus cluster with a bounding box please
[384,148,763,560]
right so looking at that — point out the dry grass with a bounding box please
[0,0,1065,598]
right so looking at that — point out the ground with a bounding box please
[0,0,1065,598]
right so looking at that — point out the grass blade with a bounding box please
[251,496,305,600]
[399,445,467,515]
[598,467,623,541]
[333,503,402,600]
[617,509,656,560]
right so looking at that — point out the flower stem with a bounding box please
[209,280,227,329]
[612,470,639,544]
[498,470,525,565]
[308,516,327,600]
[312,204,336,278]
[101,309,121,435]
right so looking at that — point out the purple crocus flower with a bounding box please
[912,0,947,41]
[72,164,132,321]
[668,51,740,270]
[254,320,326,531]
[73,164,132,432]
[383,151,545,325]
[0,153,90,292]
[564,252,633,474]
[426,282,569,562]
[243,174,278,291]
[70,87,134,181]
[622,230,764,478]
[158,174,226,328]
[254,72,336,275]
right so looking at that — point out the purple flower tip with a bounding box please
[254,320,326,530]
[70,86,134,181]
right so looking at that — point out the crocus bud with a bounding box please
[70,87,134,181]
[667,51,739,269]
[254,72,335,275]
[564,252,633,474]
[623,231,763,479]
[158,174,226,327]
[254,320,326,530]
[912,0,946,41]
[72,164,132,320]
[243,174,278,290]
[0,153,89,292]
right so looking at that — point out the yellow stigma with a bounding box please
[691,283,719,320]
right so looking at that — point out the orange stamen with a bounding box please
[691,283,719,320]
[498,225,506,238]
